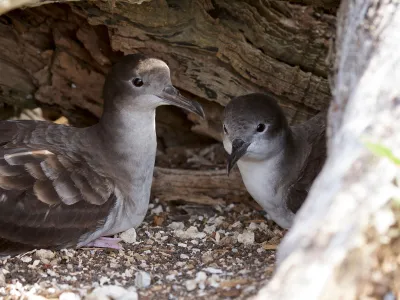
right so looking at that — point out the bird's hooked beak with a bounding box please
[227,139,250,175]
[158,85,205,119]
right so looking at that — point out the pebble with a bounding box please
[248,222,259,231]
[208,274,220,288]
[237,230,255,245]
[203,224,216,234]
[86,285,138,300]
[35,249,55,263]
[27,296,46,300]
[20,256,32,263]
[0,271,5,287]
[185,279,197,291]
[231,221,242,228]
[203,267,223,274]
[165,274,176,281]
[215,232,221,243]
[120,228,137,244]
[257,247,265,254]
[151,205,163,215]
[201,251,214,264]
[135,271,151,288]
[180,254,189,260]
[59,292,81,300]
[175,226,206,239]
[195,271,207,283]
[168,222,185,230]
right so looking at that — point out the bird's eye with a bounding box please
[223,124,228,134]
[256,123,266,132]
[132,78,143,87]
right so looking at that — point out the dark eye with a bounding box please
[223,124,228,134]
[256,123,266,132]
[132,78,143,87]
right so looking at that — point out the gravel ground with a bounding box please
[0,198,283,299]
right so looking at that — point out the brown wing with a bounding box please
[0,121,116,256]
[286,112,327,213]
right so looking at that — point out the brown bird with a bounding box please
[0,54,205,256]
[222,93,326,228]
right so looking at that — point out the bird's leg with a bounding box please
[83,237,123,250]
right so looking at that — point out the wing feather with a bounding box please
[286,112,327,213]
[0,120,117,255]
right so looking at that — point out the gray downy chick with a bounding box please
[222,93,326,228]
[0,54,205,256]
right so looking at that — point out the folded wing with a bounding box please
[0,121,116,255]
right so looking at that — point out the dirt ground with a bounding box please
[0,108,284,300]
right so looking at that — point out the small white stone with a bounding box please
[59,292,81,300]
[374,209,395,234]
[47,269,57,277]
[248,222,259,231]
[175,261,185,267]
[120,228,137,244]
[185,279,197,291]
[231,221,242,228]
[213,216,225,226]
[165,274,176,281]
[168,222,185,230]
[35,249,55,263]
[203,267,223,274]
[86,285,138,300]
[32,260,40,267]
[20,256,32,263]
[195,271,207,283]
[71,83,77,89]
[180,254,189,260]
[257,247,265,254]
[215,232,220,244]
[207,274,220,288]
[203,225,216,234]
[237,230,255,245]
[26,296,46,300]
[151,205,163,215]
[0,272,5,287]
[178,243,187,248]
[201,251,213,264]
[135,271,151,289]
[175,226,206,240]
[99,276,110,285]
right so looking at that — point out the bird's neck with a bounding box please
[237,129,305,203]
[97,108,156,149]
[90,107,158,185]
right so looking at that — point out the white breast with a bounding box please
[237,159,280,208]
[237,159,294,228]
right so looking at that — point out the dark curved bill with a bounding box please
[227,139,250,175]
[158,85,205,119]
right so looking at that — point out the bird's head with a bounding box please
[103,53,205,118]
[222,93,289,174]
